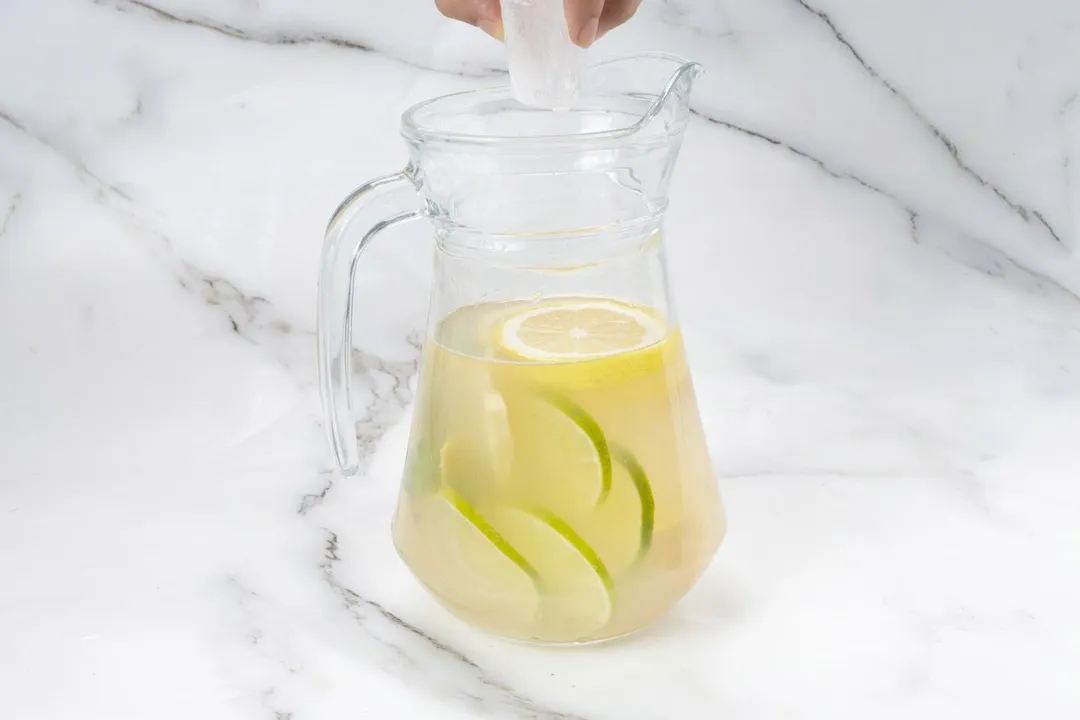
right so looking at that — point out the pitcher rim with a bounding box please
[400,52,703,148]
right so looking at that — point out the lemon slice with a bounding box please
[497,299,667,362]
[418,486,542,632]
[484,505,615,640]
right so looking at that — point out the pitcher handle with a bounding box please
[317,170,423,476]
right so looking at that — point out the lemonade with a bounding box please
[392,297,725,643]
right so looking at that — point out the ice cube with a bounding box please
[502,0,585,110]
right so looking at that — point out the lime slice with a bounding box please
[484,505,615,639]
[416,486,542,632]
[613,444,655,559]
[496,298,667,362]
[572,443,655,574]
[503,390,611,512]
[538,390,612,502]
[437,486,538,580]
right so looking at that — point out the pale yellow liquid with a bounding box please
[392,299,726,644]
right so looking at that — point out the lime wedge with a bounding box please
[485,505,615,639]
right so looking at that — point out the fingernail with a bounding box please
[575,16,600,48]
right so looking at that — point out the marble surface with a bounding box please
[2,0,1079,717]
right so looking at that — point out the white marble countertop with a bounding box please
[3,0,1079,717]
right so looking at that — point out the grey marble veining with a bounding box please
[2,0,1079,718]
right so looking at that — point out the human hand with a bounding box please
[435,0,642,48]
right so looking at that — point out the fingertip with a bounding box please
[564,0,605,47]
[574,15,600,48]
[477,0,503,40]
[596,0,642,39]
[480,18,505,41]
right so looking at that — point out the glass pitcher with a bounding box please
[318,53,726,645]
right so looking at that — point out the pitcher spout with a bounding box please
[398,52,704,242]
[579,53,703,140]
[637,55,704,134]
